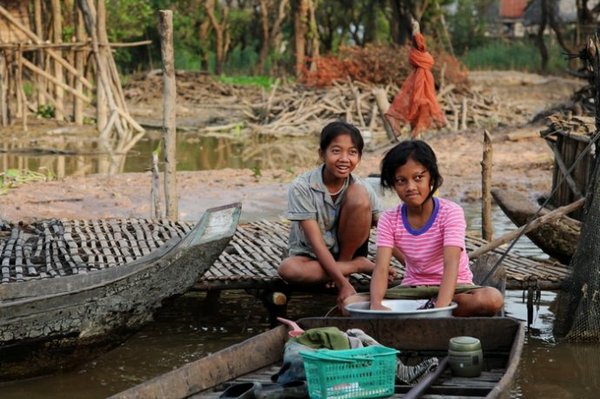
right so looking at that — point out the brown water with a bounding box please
[2,134,599,398]
[0,131,316,177]
[2,289,599,399]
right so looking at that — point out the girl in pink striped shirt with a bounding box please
[369,140,503,316]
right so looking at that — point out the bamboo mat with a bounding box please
[199,220,570,291]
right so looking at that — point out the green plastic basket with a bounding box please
[300,345,398,399]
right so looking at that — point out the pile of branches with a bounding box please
[300,44,470,92]
[243,79,524,142]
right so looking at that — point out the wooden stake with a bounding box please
[481,130,493,241]
[159,10,178,220]
[372,88,398,143]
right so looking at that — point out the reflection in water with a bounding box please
[0,133,317,178]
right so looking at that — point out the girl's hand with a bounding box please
[337,283,357,315]
[370,302,391,311]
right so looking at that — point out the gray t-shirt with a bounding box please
[287,165,383,258]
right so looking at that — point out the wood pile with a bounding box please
[242,80,525,142]
[540,113,596,139]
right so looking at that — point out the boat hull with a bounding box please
[112,317,525,399]
[0,203,241,380]
[491,188,579,264]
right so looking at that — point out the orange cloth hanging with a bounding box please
[385,33,447,138]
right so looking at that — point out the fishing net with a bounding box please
[554,154,600,341]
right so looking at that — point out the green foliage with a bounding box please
[36,104,55,119]
[0,169,54,194]
[461,38,569,74]
[447,0,487,56]
[251,165,262,181]
[217,75,274,89]
[22,81,33,97]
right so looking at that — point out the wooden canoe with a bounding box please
[112,317,525,399]
[491,188,580,264]
[0,202,241,381]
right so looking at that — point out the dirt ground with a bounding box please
[0,71,585,223]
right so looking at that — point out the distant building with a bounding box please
[500,0,527,37]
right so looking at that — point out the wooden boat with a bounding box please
[0,202,241,381]
[112,317,525,399]
[491,188,580,264]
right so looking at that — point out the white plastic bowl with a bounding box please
[345,299,457,318]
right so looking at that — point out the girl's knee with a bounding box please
[476,287,504,315]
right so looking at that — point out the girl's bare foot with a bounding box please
[354,257,375,274]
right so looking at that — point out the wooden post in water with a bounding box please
[159,10,178,220]
[481,129,493,241]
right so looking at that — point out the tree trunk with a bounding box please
[536,0,549,73]
[294,0,308,77]
[205,0,229,75]
[554,32,600,341]
[255,0,289,75]
[307,0,319,72]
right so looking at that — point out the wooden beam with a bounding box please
[22,58,91,103]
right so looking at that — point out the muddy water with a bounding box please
[1,207,599,398]
[2,134,599,398]
[0,131,317,177]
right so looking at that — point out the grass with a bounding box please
[0,169,54,195]
[217,75,275,89]
[460,38,570,74]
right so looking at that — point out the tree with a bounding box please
[255,0,290,74]
[205,0,230,74]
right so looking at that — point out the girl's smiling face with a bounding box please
[393,158,432,207]
[320,133,361,181]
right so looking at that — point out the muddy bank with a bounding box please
[0,71,584,222]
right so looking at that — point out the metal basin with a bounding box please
[345,299,457,318]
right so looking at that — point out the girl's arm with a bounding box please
[437,246,461,308]
[370,246,393,310]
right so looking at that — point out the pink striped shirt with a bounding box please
[376,198,473,286]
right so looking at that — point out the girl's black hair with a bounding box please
[319,121,364,155]
[380,140,443,201]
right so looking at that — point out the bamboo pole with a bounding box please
[33,0,45,107]
[74,5,86,125]
[159,10,178,220]
[95,0,107,130]
[469,198,585,260]
[0,53,7,126]
[0,5,93,90]
[78,0,124,136]
[481,130,493,240]
[16,46,27,131]
[51,0,64,120]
